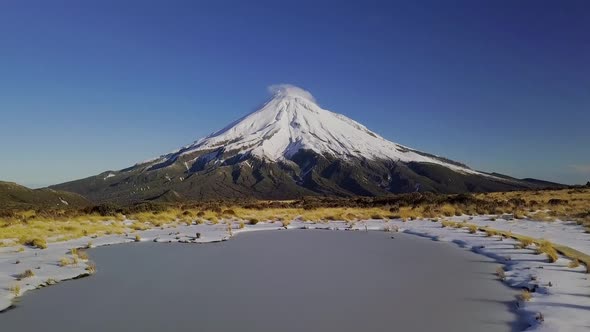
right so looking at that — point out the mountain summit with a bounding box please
[162,84,476,172]
[52,85,561,203]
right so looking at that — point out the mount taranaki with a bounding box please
[52,85,560,203]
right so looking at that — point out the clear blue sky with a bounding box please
[1,0,589,188]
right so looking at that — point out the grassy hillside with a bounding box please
[0,181,90,209]
[1,187,588,248]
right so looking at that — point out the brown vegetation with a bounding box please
[536,240,559,263]
[1,188,589,248]
[518,289,532,302]
[568,258,580,269]
[15,269,34,280]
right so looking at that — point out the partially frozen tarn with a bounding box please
[1,218,589,332]
[0,221,281,312]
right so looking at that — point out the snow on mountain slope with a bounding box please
[51,84,565,202]
[152,84,482,175]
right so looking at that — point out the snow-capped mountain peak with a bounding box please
[268,84,316,102]
[53,84,561,202]
[166,84,475,174]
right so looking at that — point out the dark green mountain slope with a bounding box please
[0,181,90,209]
[50,85,565,203]
[51,151,563,204]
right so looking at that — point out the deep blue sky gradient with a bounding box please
[1,0,589,187]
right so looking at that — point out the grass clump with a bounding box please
[248,218,259,225]
[86,261,97,274]
[441,220,455,228]
[130,222,150,231]
[536,240,559,263]
[59,255,78,266]
[24,237,47,249]
[59,257,71,266]
[518,238,534,249]
[134,234,141,242]
[518,289,532,302]
[76,249,89,260]
[568,258,580,269]
[513,210,526,219]
[222,209,236,216]
[16,269,35,280]
[439,204,456,217]
[467,224,478,234]
[485,229,498,237]
[496,267,506,281]
[9,284,21,297]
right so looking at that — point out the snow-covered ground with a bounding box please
[1,217,589,331]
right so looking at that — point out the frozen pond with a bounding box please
[0,230,524,331]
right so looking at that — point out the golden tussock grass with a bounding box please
[59,256,77,267]
[0,215,127,248]
[2,188,589,250]
[9,284,20,297]
[382,224,399,232]
[58,257,69,266]
[21,237,47,249]
[527,211,556,222]
[441,220,459,228]
[76,249,89,260]
[130,221,152,231]
[568,258,580,269]
[518,238,534,249]
[485,229,499,237]
[496,267,506,281]
[435,221,586,268]
[477,226,590,270]
[439,204,457,217]
[536,240,559,263]
[15,269,34,279]
[86,261,97,274]
[518,289,532,302]
[476,188,590,224]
